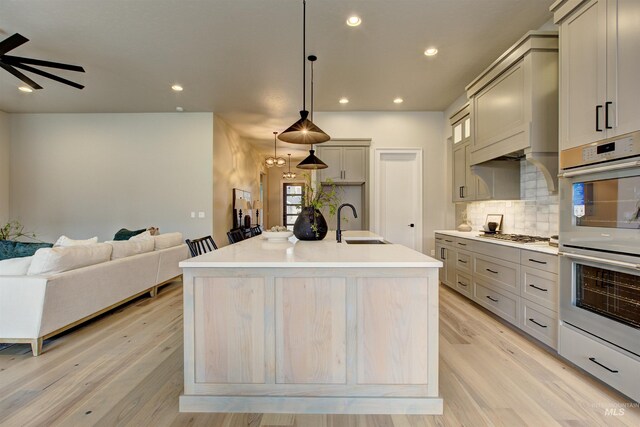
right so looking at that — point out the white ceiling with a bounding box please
[0,0,554,155]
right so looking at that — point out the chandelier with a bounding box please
[265,131,286,168]
[282,154,297,179]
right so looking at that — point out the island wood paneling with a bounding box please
[356,277,430,385]
[275,277,347,384]
[194,277,265,384]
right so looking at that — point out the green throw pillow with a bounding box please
[113,228,147,241]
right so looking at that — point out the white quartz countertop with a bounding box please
[434,230,558,255]
[180,230,442,268]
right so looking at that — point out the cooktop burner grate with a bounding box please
[479,233,550,244]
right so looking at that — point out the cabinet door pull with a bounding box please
[458,260,467,264]
[528,258,547,265]
[457,281,468,287]
[459,186,464,198]
[441,248,445,259]
[596,105,603,131]
[605,101,613,129]
[528,318,547,328]
[457,242,467,246]
[486,295,499,302]
[529,284,548,292]
[462,186,465,198]
[486,268,499,274]
[588,357,619,373]
[445,239,453,243]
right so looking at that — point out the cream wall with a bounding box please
[9,113,214,242]
[212,115,264,246]
[0,111,9,224]
[313,112,445,254]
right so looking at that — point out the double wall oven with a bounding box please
[559,131,640,357]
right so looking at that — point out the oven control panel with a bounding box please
[561,131,640,170]
[582,137,635,162]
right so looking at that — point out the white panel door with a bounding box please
[375,150,422,252]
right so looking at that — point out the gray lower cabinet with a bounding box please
[435,233,559,349]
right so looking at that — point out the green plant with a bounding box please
[302,175,343,236]
[0,220,37,241]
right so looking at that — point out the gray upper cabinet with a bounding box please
[316,146,366,183]
[552,0,640,150]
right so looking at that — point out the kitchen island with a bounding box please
[179,232,443,414]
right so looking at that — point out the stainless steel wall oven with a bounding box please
[559,131,640,357]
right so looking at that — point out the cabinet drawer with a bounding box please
[455,250,472,274]
[559,325,640,402]
[520,250,558,274]
[472,240,520,263]
[454,238,473,251]
[455,271,472,298]
[474,254,520,294]
[521,266,558,311]
[473,279,518,326]
[521,300,558,349]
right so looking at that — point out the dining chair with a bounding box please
[227,229,245,244]
[185,235,218,257]
[250,226,262,237]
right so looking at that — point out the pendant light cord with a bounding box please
[302,0,306,112]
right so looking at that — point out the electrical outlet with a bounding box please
[198,211,205,218]
[190,212,195,218]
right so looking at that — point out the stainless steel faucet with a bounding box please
[336,203,358,243]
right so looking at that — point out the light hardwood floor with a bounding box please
[0,280,638,426]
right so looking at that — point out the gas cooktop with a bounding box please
[479,233,550,244]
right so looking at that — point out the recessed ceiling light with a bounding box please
[18,86,33,93]
[176,106,184,112]
[339,97,349,104]
[346,16,361,26]
[393,97,404,104]
[171,84,183,92]
[424,48,438,56]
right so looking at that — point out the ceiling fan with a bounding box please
[0,33,85,90]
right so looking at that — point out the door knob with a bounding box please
[409,224,415,227]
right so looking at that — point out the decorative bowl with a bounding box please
[262,230,293,241]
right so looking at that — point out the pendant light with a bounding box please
[282,154,297,179]
[265,131,286,168]
[278,0,330,146]
[297,54,328,169]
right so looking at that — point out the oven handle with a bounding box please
[559,252,640,270]
[559,160,640,178]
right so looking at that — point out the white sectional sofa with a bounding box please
[0,233,189,356]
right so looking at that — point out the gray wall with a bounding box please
[9,113,214,242]
[0,111,9,224]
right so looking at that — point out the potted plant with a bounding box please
[293,176,342,241]
[0,220,37,241]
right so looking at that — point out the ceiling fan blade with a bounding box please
[0,33,29,56]
[0,62,42,89]
[11,62,84,89]
[2,55,85,73]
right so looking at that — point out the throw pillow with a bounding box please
[27,243,112,276]
[153,232,184,250]
[0,255,33,276]
[130,230,152,240]
[113,228,147,241]
[106,238,154,260]
[54,235,99,247]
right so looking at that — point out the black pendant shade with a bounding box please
[297,149,328,170]
[278,110,330,145]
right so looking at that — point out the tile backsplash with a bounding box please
[455,160,559,237]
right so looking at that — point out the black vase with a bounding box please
[293,207,328,241]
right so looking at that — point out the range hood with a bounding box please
[466,31,559,196]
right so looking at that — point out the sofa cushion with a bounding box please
[0,255,33,275]
[27,243,112,276]
[106,238,154,260]
[153,232,183,250]
[130,230,152,240]
[113,228,147,241]
[54,235,99,247]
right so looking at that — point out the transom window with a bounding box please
[283,183,304,230]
